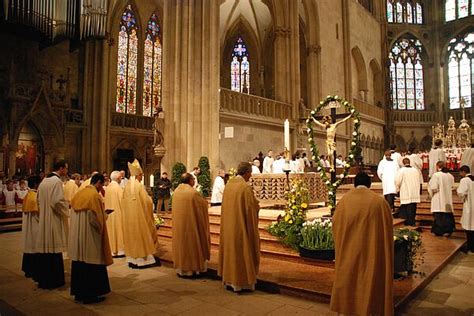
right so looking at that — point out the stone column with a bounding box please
[307,44,322,107]
[161,0,220,170]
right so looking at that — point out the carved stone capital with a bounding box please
[274,27,291,38]
[153,145,166,158]
[307,44,321,55]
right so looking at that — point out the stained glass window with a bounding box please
[231,36,250,93]
[447,32,474,109]
[116,4,138,114]
[446,0,474,21]
[389,38,425,110]
[143,13,162,117]
[387,1,423,24]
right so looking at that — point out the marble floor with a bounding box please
[0,231,473,316]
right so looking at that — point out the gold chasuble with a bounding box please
[70,186,113,266]
[218,175,260,290]
[104,181,125,256]
[122,160,157,264]
[330,186,394,316]
[171,184,210,275]
[22,191,39,213]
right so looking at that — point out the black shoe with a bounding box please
[113,255,126,258]
[153,257,162,267]
[128,263,138,269]
[83,296,106,304]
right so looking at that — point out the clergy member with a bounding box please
[69,174,113,304]
[330,172,393,316]
[262,150,274,174]
[21,175,41,279]
[122,159,160,268]
[211,169,226,206]
[461,144,474,174]
[395,158,421,226]
[104,171,125,257]
[428,161,455,236]
[429,139,446,178]
[218,162,260,292]
[35,160,69,289]
[172,173,210,277]
[78,171,99,191]
[64,174,79,204]
[457,165,474,253]
[377,150,399,212]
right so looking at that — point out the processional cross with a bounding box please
[312,100,352,185]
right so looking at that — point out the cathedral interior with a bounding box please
[0,0,473,181]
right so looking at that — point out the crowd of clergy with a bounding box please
[377,142,474,248]
[17,158,261,305]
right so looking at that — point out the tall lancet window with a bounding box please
[446,0,474,21]
[143,13,162,117]
[116,5,138,114]
[387,1,423,24]
[231,36,250,93]
[389,38,425,110]
[447,32,474,109]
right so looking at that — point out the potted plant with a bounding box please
[197,156,211,197]
[153,213,164,229]
[299,218,335,260]
[393,228,424,275]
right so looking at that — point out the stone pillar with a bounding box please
[307,44,322,107]
[161,0,220,170]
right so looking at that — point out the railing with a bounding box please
[249,173,327,203]
[393,110,437,123]
[220,88,294,121]
[111,112,154,130]
[353,99,385,121]
[445,109,472,122]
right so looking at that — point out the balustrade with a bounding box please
[111,112,153,130]
[393,110,437,123]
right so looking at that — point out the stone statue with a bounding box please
[299,98,309,118]
[457,118,471,148]
[445,116,457,148]
[152,112,164,148]
[432,123,444,147]
[312,114,352,171]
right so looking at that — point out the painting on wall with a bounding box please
[15,123,43,176]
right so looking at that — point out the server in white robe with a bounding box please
[251,160,261,174]
[104,171,125,257]
[390,144,403,167]
[428,161,455,236]
[262,150,274,174]
[377,150,400,211]
[211,169,226,206]
[35,160,69,289]
[407,150,424,186]
[395,158,421,226]
[3,180,18,213]
[457,165,474,252]
[69,174,112,304]
[461,144,474,174]
[272,155,286,174]
[429,139,446,178]
[21,176,41,279]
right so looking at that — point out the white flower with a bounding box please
[312,156,317,160]
[350,109,355,113]
[328,222,333,228]
[311,110,315,115]
[414,236,418,241]
[317,167,321,171]
[403,235,409,240]
[326,180,331,184]
[334,95,339,99]
[316,218,322,223]
[393,236,397,241]
[351,142,356,146]
[308,138,312,142]
[306,119,310,124]
[354,119,359,123]
[328,191,333,195]
[345,163,350,167]
[352,131,357,136]
[349,154,354,158]
[307,128,311,133]
[339,174,345,178]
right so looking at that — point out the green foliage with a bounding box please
[197,156,211,197]
[171,162,186,191]
[300,218,334,250]
[394,228,425,273]
[266,178,310,250]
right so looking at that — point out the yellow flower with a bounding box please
[292,205,297,210]
[393,236,397,241]
[301,203,308,209]
[284,214,291,222]
[289,220,293,224]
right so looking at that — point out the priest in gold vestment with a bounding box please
[172,173,210,276]
[330,172,394,316]
[122,159,159,268]
[218,162,260,291]
[104,171,125,257]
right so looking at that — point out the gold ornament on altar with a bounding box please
[445,116,456,148]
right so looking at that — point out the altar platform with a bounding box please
[156,203,465,311]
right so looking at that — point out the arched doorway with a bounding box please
[16,123,43,176]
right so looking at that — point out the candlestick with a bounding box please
[284,119,290,153]
[150,174,154,187]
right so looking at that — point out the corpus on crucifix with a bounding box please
[312,109,352,172]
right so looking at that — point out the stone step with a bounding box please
[0,223,22,232]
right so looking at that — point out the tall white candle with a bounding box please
[150,174,154,187]
[284,119,290,152]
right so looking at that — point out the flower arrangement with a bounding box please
[306,95,361,211]
[267,178,310,249]
[393,228,425,274]
[300,218,334,250]
[153,213,165,228]
[228,167,237,180]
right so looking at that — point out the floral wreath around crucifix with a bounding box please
[306,95,361,210]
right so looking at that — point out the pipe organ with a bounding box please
[3,0,107,40]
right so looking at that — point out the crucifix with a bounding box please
[312,100,352,184]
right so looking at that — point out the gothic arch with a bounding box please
[389,32,430,62]
[395,134,407,152]
[439,25,474,65]
[351,46,368,98]
[111,138,143,160]
[221,15,261,95]
[369,59,383,106]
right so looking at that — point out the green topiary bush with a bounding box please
[197,156,211,197]
[171,162,186,191]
